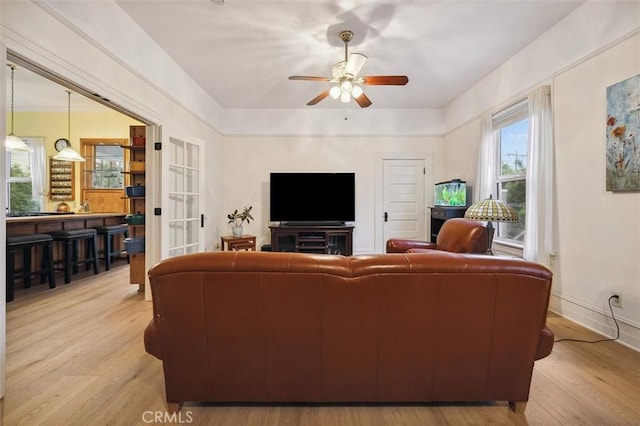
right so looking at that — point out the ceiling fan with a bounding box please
[289,30,409,108]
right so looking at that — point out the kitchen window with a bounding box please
[81,140,125,189]
[6,137,44,213]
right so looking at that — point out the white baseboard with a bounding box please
[549,293,640,352]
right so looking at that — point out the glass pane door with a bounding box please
[161,131,204,258]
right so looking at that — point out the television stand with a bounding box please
[270,224,354,255]
[281,221,345,227]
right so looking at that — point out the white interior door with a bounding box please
[382,159,427,244]
[160,130,205,258]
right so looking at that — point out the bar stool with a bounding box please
[95,224,129,271]
[6,234,56,302]
[49,229,99,284]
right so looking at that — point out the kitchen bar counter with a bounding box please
[6,212,128,236]
[6,213,130,294]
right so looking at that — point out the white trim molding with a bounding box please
[550,294,640,352]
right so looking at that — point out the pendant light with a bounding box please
[52,90,84,162]
[5,65,32,152]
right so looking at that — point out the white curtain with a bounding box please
[476,115,497,202]
[28,137,47,209]
[524,85,555,266]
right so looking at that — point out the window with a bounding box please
[82,141,125,189]
[479,86,553,263]
[492,100,528,245]
[6,139,42,213]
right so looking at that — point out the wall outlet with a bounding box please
[611,292,623,309]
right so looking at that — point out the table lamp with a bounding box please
[464,195,519,254]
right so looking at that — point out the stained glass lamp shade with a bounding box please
[464,195,519,254]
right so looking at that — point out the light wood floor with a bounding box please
[3,263,640,425]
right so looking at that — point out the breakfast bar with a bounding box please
[6,212,127,236]
[6,213,128,298]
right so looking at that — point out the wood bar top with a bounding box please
[6,213,127,236]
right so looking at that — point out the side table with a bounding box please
[220,235,256,251]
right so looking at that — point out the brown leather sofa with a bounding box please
[386,217,488,254]
[145,250,553,414]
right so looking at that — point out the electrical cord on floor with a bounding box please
[554,295,620,343]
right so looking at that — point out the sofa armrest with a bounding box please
[386,239,437,253]
[535,325,554,360]
[144,318,163,360]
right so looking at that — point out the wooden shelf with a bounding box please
[49,158,75,201]
[127,125,146,288]
[120,144,145,151]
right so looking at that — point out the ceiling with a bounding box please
[6,64,108,113]
[8,0,586,112]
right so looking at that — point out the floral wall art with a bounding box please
[606,73,640,191]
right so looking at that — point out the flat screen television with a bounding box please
[270,172,355,224]
[434,179,470,207]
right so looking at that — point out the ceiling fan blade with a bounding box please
[354,92,372,108]
[307,90,330,106]
[289,76,331,82]
[362,75,409,85]
[345,53,367,78]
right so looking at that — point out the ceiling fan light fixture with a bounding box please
[289,29,408,108]
[351,85,363,99]
[329,86,341,99]
[340,80,353,92]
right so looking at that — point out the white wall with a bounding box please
[552,34,639,348]
[445,1,640,132]
[220,135,443,254]
[442,117,482,197]
[1,0,224,256]
[443,2,640,350]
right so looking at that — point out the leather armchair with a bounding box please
[386,217,488,254]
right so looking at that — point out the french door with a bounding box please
[159,129,205,258]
